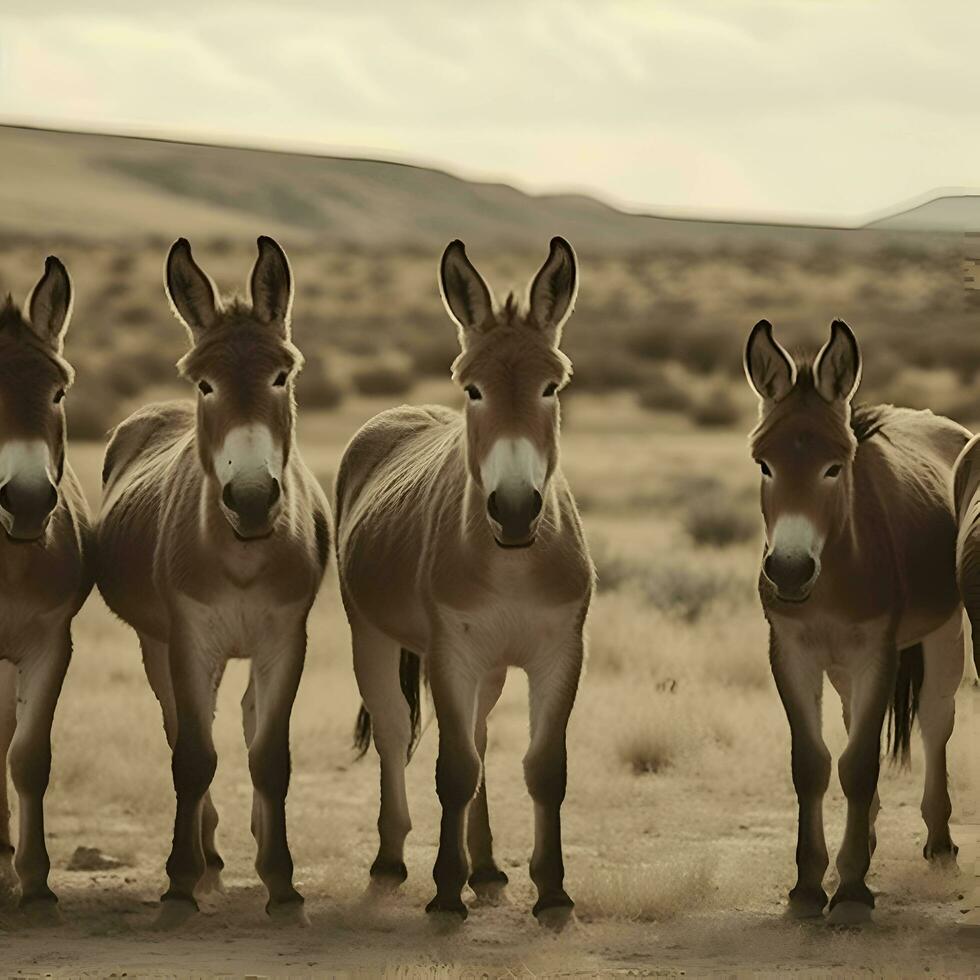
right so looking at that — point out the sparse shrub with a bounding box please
[295,355,344,410]
[637,365,695,414]
[640,558,751,621]
[690,382,744,428]
[617,715,682,774]
[682,492,759,547]
[67,389,121,441]
[351,362,413,397]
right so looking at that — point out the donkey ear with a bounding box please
[744,319,796,401]
[439,240,494,343]
[250,236,293,334]
[165,238,219,338]
[528,236,577,342]
[813,319,861,403]
[27,256,73,352]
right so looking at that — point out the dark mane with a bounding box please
[497,292,521,324]
[851,403,892,444]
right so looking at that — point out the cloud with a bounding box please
[1,0,979,220]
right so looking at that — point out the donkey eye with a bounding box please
[824,463,843,479]
[542,382,559,398]
[759,460,772,478]
[273,371,288,387]
[464,384,482,401]
[53,388,66,404]
[198,380,213,396]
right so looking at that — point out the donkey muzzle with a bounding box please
[762,550,820,603]
[0,477,58,542]
[221,474,282,540]
[487,487,543,548]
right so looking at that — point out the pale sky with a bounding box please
[1,1,978,223]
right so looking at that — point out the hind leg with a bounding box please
[467,667,508,904]
[0,662,17,893]
[919,614,963,862]
[353,619,413,890]
[141,635,225,897]
[828,665,881,856]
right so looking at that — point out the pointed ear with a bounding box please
[27,256,72,352]
[528,236,577,342]
[744,319,796,401]
[165,238,219,339]
[813,319,861,403]
[250,236,293,335]
[439,240,494,345]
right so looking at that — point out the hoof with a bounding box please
[533,892,575,932]
[787,887,827,919]
[196,864,226,897]
[153,896,198,931]
[19,893,61,926]
[826,900,873,927]
[369,858,408,893]
[924,842,959,868]
[267,898,309,927]
[469,868,509,906]
[425,895,467,927]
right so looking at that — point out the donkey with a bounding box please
[336,238,593,928]
[949,434,980,682]
[96,237,329,925]
[0,257,92,914]
[744,319,967,925]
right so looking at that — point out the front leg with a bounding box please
[770,627,832,918]
[161,624,222,917]
[426,655,481,921]
[828,645,896,925]
[247,622,307,920]
[523,633,584,930]
[9,626,71,909]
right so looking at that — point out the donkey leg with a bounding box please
[467,666,508,904]
[771,630,831,919]
[426,656,480,920]
[919,614,963,863]
[0,661,18,893]
[10,627,71,908]
[247,626,306,919]
[828,665,880,856]
[141,634,225,897]
[352,620,413,890]
[161,631,221,915]
[828,645,895,925]
[524,637,583,929]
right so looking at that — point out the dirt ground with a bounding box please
[0,395,976,977]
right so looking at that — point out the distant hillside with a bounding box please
[0,125,942,253]
[864,191,980,232]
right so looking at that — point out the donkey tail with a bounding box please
[352,648,424,762]
[886,642,924,767]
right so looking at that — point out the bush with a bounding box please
[351,362,414,397]
[690,383,744,428]
[67,389,121,441]
[640,559,752,621]
[682,492,759,547]
[637,365,696,414]
[295,355,344,410]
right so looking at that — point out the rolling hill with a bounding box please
[0,125,943,253]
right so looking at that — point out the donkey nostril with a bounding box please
[487,491,500,522]
[222,483,236,512]
[0,485,9,512]
[530,490,543,519]
[268,478,281,508]
[801,556,816,583]
[44,483,58,514]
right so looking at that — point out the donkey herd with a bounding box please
[0,235,973,932]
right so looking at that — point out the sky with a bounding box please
[1,1,978,224]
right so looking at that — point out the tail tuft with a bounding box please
[400,648,423,761]
[886,642,924,767]
[353,704,372,758]
[352,648,424,762]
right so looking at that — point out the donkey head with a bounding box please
[440,237,577,548]
[166,237,303,540]
[744,319,861,603]
[0,258,74,542]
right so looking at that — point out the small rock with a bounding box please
[67,846,128,871]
